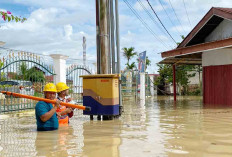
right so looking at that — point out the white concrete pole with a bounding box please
[50,54,68,84]
[149,75,154,96]
[140,73,145,100]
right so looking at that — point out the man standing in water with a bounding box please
[56,82,74,125]
[35,83,60,131]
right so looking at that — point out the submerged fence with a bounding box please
[0,48,93,113]
[121,70,152,101]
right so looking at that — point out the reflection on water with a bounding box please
[1,96,232,156]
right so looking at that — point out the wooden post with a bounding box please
[173,64,176,101]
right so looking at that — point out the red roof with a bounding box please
[178,7,232,48]
[162,7,232,58]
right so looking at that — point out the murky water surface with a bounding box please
[1,96,232,157]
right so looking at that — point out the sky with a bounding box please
[0,0,231,73]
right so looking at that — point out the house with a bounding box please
[160,7,232,106]
[148,74,159,96]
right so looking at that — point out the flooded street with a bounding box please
[1,96,232,157]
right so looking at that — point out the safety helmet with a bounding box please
[43,83,57,92]
[56,82,69,93]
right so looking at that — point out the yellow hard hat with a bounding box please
[43,83,57,92]
[56,82,69,93]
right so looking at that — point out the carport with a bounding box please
[160,7,232,106]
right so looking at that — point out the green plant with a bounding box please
[0,85,13,88]
[69,89,74,94]
[34,92,43,98]
[0,11,27,22]
[155,64,199,95]
[187,87,201,96]
[122,47,137,65]
[126,62,136,70]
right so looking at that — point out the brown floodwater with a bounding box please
[1,96,232,157]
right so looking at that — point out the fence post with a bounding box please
[149,75,154,96]
[50,54,68,84]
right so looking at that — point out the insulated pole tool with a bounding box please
[1,91,91,111]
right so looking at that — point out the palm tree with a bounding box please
[122,47,137,65]
[145,56,151,70]
[126,62,136,70]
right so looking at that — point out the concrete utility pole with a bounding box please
[83,36,86,66]
[96,0,120,75]
[96,0,122,106]
[96,0,110,74]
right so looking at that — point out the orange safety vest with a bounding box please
[55,97,69,125]
[56,105,69,125]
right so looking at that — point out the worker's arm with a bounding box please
[40,106,57,122]
[60,108,72,116]
[40,100,60,122]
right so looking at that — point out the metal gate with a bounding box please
[66,65,92,103]
[0,51,55,113]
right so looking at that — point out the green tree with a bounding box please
[26,67,45,83]
[155,64,197,95]
[145,56,151,70]
[0,62,6,81]
[18,62,28,80]
[122,47,137,65]
[126,62,136,70]
[17,63,45,82]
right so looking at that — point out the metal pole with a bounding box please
[173,64,176,101]
[115,0,122,107]
[115,0,120,74]
[110,0,116,74]
[96,0,101,74]
[107,0,111,74]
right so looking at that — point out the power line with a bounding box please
[136,0,176,45]
[123,0,172,49]
[145,0,177,44]
[182,0,192,28]
[168,0,188,34]
[157,0,182,37]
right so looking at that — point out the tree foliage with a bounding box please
[126,62,136,70]
[0,11,27,23]
[145,56,151,70]
[17,62,45,82]
[122,47,137,65]
[155,64,198,90]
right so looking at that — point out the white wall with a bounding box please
[188,71,202,85]
[202,48,232,66]
[205,19,232,42]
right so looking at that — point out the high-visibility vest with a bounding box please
[56,105,69,124]
[56,97,69,124]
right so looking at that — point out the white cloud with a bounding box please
[64,24,73,40]
[0,0,232,74]
[0,3,96,61]
[0,9,7,12]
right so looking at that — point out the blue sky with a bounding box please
[0,0,231,73]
